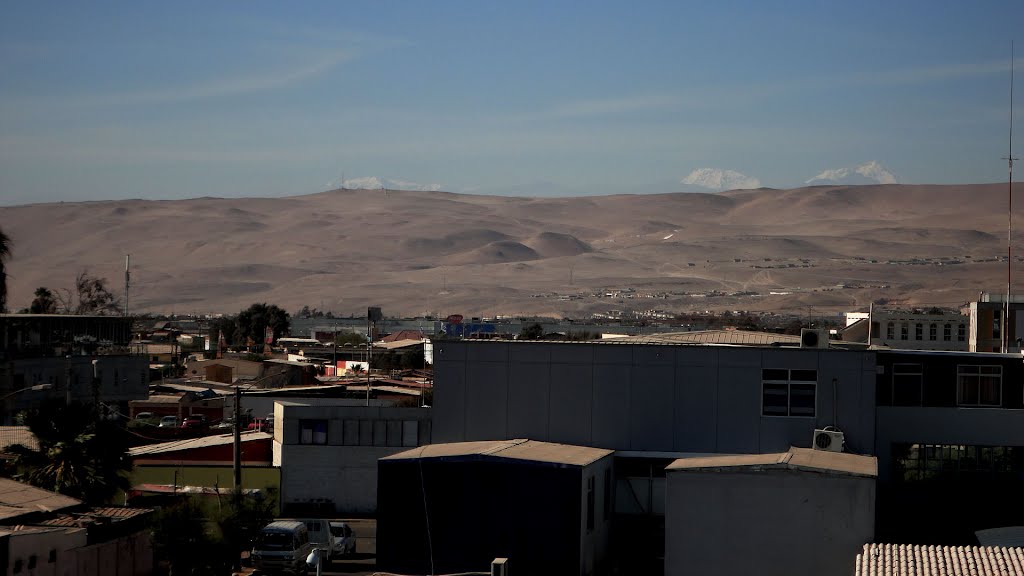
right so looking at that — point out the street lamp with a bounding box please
[2,384,53,425]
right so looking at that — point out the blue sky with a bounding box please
[1,1,1022,204]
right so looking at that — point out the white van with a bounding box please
[251,520,314,574]
[294,518,335,565]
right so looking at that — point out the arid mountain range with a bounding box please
[1,183,1020,319]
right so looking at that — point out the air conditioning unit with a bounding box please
[812,428,845,452]
[800,328,829,349]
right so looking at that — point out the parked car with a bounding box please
[247,418,268,431]
[251,520,314,575]
[295,519,335,565]
[181,415,208,430]
[158,415,178,428]
[329,521,356,556]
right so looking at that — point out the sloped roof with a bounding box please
[977,527,1024,548]
[666,447,877,478]
[0,426,39,451]
[379,330,425,343]
[855,543,1024,576]
[610,330,802,347]
[128,432,272,457]
[0,478,81,521]
[381,439,613,467]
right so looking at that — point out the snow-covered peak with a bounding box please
[681,168,762,191]
[806,161,898,185]
[334,176,443,192]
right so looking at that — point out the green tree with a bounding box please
[335,332,368,346]
[519,322,544,340]
[236,303,290,349]
[208,315,238,347]
[29,287,57,314]
[0,228,10,313]
[55,271,121,315]
[152,497,226,575]
[214,487,279,572]
[6,400,132,503]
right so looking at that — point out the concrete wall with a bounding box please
[664,469,874,576]
[4,527,87,576]
[875,406,1024,480]
[130,465,280,499]
[434,342,876,455]
[274,403,432,513]
[580,455,613,576]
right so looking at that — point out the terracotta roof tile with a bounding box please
[856,543,1024,576]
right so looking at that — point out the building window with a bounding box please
[958,324,966,342]
[762,369,817,417]
[887,322,895,340]
[299,419,328,445]
[957,365,1002,407]
[894,443,1021,482]
[48,550,56,563]
[586,476,595,532]
[929,324,937,341]
[994,316,1002,340]
[943,324,952,341]
[871,321,880,339]
[892,364,923,406]
[915,323,923,340]
[900,323,908,340]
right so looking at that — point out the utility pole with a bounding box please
[233,385,242,489]
[91,359,100,425]
[1003,41,1018,353]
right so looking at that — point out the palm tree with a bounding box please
[6,400,132,503]
[0,227,10,312]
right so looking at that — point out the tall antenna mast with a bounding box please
[1004,41,1018,353]
[124,254,130,317]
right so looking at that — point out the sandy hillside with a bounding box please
[0,183,1019,318]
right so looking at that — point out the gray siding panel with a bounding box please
[630,364,675,451]
[508,363,550,440]
[433,356,467,442]
[465,362,508,439]
[715,366,761,453]
[591,364,632,450]
[549,364,594,446]
[674,364,717,452]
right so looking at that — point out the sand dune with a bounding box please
[1,183,1020,317]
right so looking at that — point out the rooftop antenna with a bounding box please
[124,254,130,317]
[1004,41,1018,353]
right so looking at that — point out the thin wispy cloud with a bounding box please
[117,52,352,103]
[548,93,679,119]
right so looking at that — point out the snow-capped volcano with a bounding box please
[805,161,898,185]
[681,168,761,191]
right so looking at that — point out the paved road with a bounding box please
[320,518,377,576]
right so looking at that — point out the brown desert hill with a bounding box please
[0,183,1020,317]
[524,232,593,258]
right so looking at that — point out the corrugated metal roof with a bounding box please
[0,478,81,520]
[128,432,271,457]
[977,527,1024,548]
[375,339,424,350]
[0,426,39,451]
[38,506,152,527]
[666,447,877,478]
[382,439,613,467]
[614,330,802,346]
[855,543,1024,576]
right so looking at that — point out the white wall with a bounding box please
[434,342,876,456]
[664,469,874,576]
